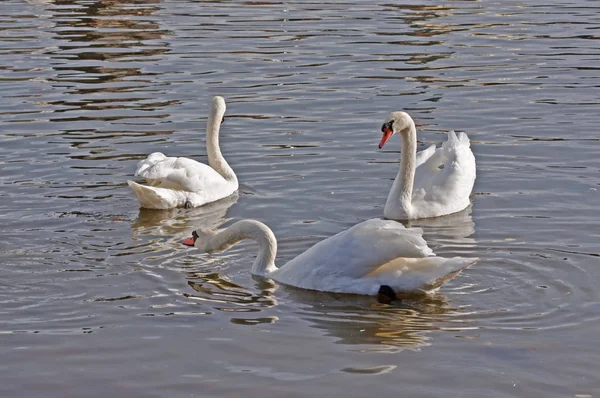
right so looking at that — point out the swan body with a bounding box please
[182,218,477,296]
[379,111,476,220]
[128,96,238,209]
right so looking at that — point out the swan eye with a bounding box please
[381,121,393,132]
[192,230,199,242]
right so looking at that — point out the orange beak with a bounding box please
[182,236,195,246]
[379,127,393,149]
[182,230,199,246]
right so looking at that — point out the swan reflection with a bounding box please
[404,204,477,250]
[131,191,238,244]
[183,271,279,326]
[179,266,463,350]
[284,289,457,350]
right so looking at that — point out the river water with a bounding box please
[1,0,599,396]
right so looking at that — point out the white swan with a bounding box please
[378,111,476,220]
[182,218,477,299]
[128,96,238,209]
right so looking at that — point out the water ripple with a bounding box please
[1,1,599,396]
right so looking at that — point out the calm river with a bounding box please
[1,0,598,397]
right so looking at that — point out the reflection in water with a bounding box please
[168,204,476,345]
[131,191,283,326]
[286,289,455,350]
[179,267,459,349]
[131,191,239,239]
[183,265,279,326]
[2,1,600,396]
[48,0,169,95]
[406,204,477,249]
[46,0,176,146]
[1,0,177,210]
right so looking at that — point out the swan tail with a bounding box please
[444,130,471,149]
[127,180,186,209]
[364,256,478,294]
[423,256,478,292]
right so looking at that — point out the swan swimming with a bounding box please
[182,218,477,300]
[128,96,238,209]
[379,111,476,220]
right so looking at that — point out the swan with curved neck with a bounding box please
[182,218,477,297]
[379,111,476,220]
[128,96,238,209]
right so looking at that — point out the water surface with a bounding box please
[1,1,599,397]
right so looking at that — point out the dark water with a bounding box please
[1,0,599,396]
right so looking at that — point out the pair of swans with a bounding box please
[128,100,476,219]
[130,96,477,299]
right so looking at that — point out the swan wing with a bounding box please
[137,156,228,193]
[413,131,476,204]
[364,256,478,293]
[278,219,434,284]
[415,144,437,168]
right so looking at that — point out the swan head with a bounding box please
[182,227,219,252]
[145,152,168,162]
[211,96,227,122]
[379,111,414,149]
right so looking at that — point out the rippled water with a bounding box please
[1,0,599,396]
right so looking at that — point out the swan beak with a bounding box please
[182,230,198,246]
[182,237,195,246]
[379,127,393,149]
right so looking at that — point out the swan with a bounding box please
[181,218,477,300]
[378,111,476,220]
[127,96,238,209]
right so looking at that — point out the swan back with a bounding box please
[272,218,476,295]
[137,157,231,193]
[275,219,433,285]
[411,131,476,217]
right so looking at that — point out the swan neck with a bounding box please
[208,220,278,276]
[206,108,236,183]
[398,125,417,204]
